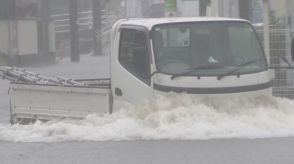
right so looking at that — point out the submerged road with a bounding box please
[1,138,294,164]
[1,55,294,164]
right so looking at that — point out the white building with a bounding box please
[124,0,142,18]
[209,0,239,18]
[176,0,240,18]
[176,0,199,17]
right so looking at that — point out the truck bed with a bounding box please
[9,79,112,124]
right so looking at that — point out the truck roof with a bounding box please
[117,17,249,30]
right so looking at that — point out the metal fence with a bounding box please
[50,11,93,33]
[255,24,294,98]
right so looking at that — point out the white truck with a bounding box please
[1,17,293,124]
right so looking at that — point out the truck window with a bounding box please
[154,27,190,48]
[228,25,264,64]
[119,29,150,85]
[152,22,267,76]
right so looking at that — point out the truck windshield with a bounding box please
[151,22,267,77]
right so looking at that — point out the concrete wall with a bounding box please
[176,0,239,18]
[217,0,239,18]
[17,20,38,56]
[207,0,239,18]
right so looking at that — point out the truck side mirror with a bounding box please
[292,37,294,62]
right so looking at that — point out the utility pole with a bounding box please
[69,0,80,62]
[239,0,250,20]
[40,0,50,58]
[263,0,270,63]
[92,0,102,56]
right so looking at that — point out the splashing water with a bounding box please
[1,94,294,142]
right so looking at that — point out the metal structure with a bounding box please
[51,11,93,33]
[0,66,86,86]
[255,23,294,98]
[270,26,294,98]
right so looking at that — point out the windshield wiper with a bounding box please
[217,59,261,80]
[171,65,224,80]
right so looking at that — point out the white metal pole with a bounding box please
[263,0,270,64]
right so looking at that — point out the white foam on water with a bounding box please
[1,94,294,142]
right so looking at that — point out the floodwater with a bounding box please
[0,55,294,163]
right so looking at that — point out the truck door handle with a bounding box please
[115,88,123,96]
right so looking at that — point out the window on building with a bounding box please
[119,28,150,85]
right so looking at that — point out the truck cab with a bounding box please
[111,17,272,110]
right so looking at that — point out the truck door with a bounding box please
[112,27,153,110]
